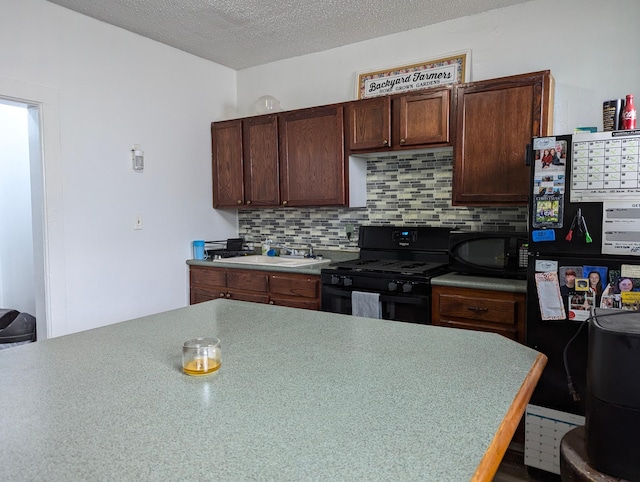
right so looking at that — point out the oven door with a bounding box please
[321,286,431,324]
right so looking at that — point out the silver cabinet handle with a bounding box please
[468,306,489,313]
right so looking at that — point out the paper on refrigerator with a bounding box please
[535,271,566,320]
[602,201,640,256]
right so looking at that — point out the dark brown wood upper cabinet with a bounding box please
[211,70,554,210]
[395,88,450,147]
[212,115,280,208]
[279,105,346,207]
[211,120,244,208]
[346,87,451,153]
[452,70,554,206]
[242,115,280,207]
[346,96,391,151]
[212,105,358,209]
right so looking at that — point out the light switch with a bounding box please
[132,144,144,171]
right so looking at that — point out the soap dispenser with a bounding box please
[261,239,272,256]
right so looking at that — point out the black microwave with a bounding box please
[448,231,528,279]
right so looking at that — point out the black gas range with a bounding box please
[321,225,451,324]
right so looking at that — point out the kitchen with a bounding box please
[1,0,639,479]
[1,0,637,339]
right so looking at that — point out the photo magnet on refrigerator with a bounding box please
[535,259,558,272]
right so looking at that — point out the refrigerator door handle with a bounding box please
[525,143,532,166]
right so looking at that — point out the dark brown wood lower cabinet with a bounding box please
[268,273,320,310]
[190,266,320,310]
[431,285,526,344]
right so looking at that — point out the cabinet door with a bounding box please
[211,120,244,208]
[452,71,554,206]
[190,267,226,305]
[395,89,450,147]
[269,273,320,310]
[345,97,391,151]
[279,105,346,207]
[243,115,280,207]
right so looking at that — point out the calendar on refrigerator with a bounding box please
[571,130,640,202]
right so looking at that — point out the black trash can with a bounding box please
[0,309,36,347]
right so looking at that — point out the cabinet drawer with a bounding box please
[227,270,268,292]
[190,267,226,287]
[270,297,319,310]
[436,319,516,339]
[227,290,269,304]
[432,286,526,344]
[439,294,517,326]
[191,286,225,304]
[269,274,319,299]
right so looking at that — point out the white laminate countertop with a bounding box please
[431,272,528,293]
[187,249,359,275]
[0,299,544,481]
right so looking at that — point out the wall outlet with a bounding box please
[345,224,354,240]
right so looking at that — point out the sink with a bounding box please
[212,255,331,268]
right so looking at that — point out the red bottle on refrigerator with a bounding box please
[621,94,636,129]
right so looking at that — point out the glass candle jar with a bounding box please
[182,337,221,376]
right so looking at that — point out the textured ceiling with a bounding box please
[46,0,532,70]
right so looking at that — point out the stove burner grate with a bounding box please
[329,259,447,276]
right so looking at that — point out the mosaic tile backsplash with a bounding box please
[238,148,528,250]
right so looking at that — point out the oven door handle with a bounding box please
[378,293,429,305]
[321,285,352,297]
[321,286,429,305]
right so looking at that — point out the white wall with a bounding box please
[0,0,238,336]
[236,0,640,134]
[3,0,637,337]
[0,102,35,315]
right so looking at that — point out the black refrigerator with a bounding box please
[524,131,640,474]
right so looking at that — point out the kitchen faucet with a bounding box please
[271,243,317,258]
[271,243,299,256]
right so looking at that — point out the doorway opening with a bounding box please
[0,97,46,340]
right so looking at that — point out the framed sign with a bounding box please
[356,50,470,99]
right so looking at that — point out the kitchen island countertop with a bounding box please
[0,299,544,481]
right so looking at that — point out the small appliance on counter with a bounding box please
[448,231,528,279]
[204,238,254,259]
[586,308,640,481]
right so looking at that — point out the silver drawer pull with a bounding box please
[468,306,489,313]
